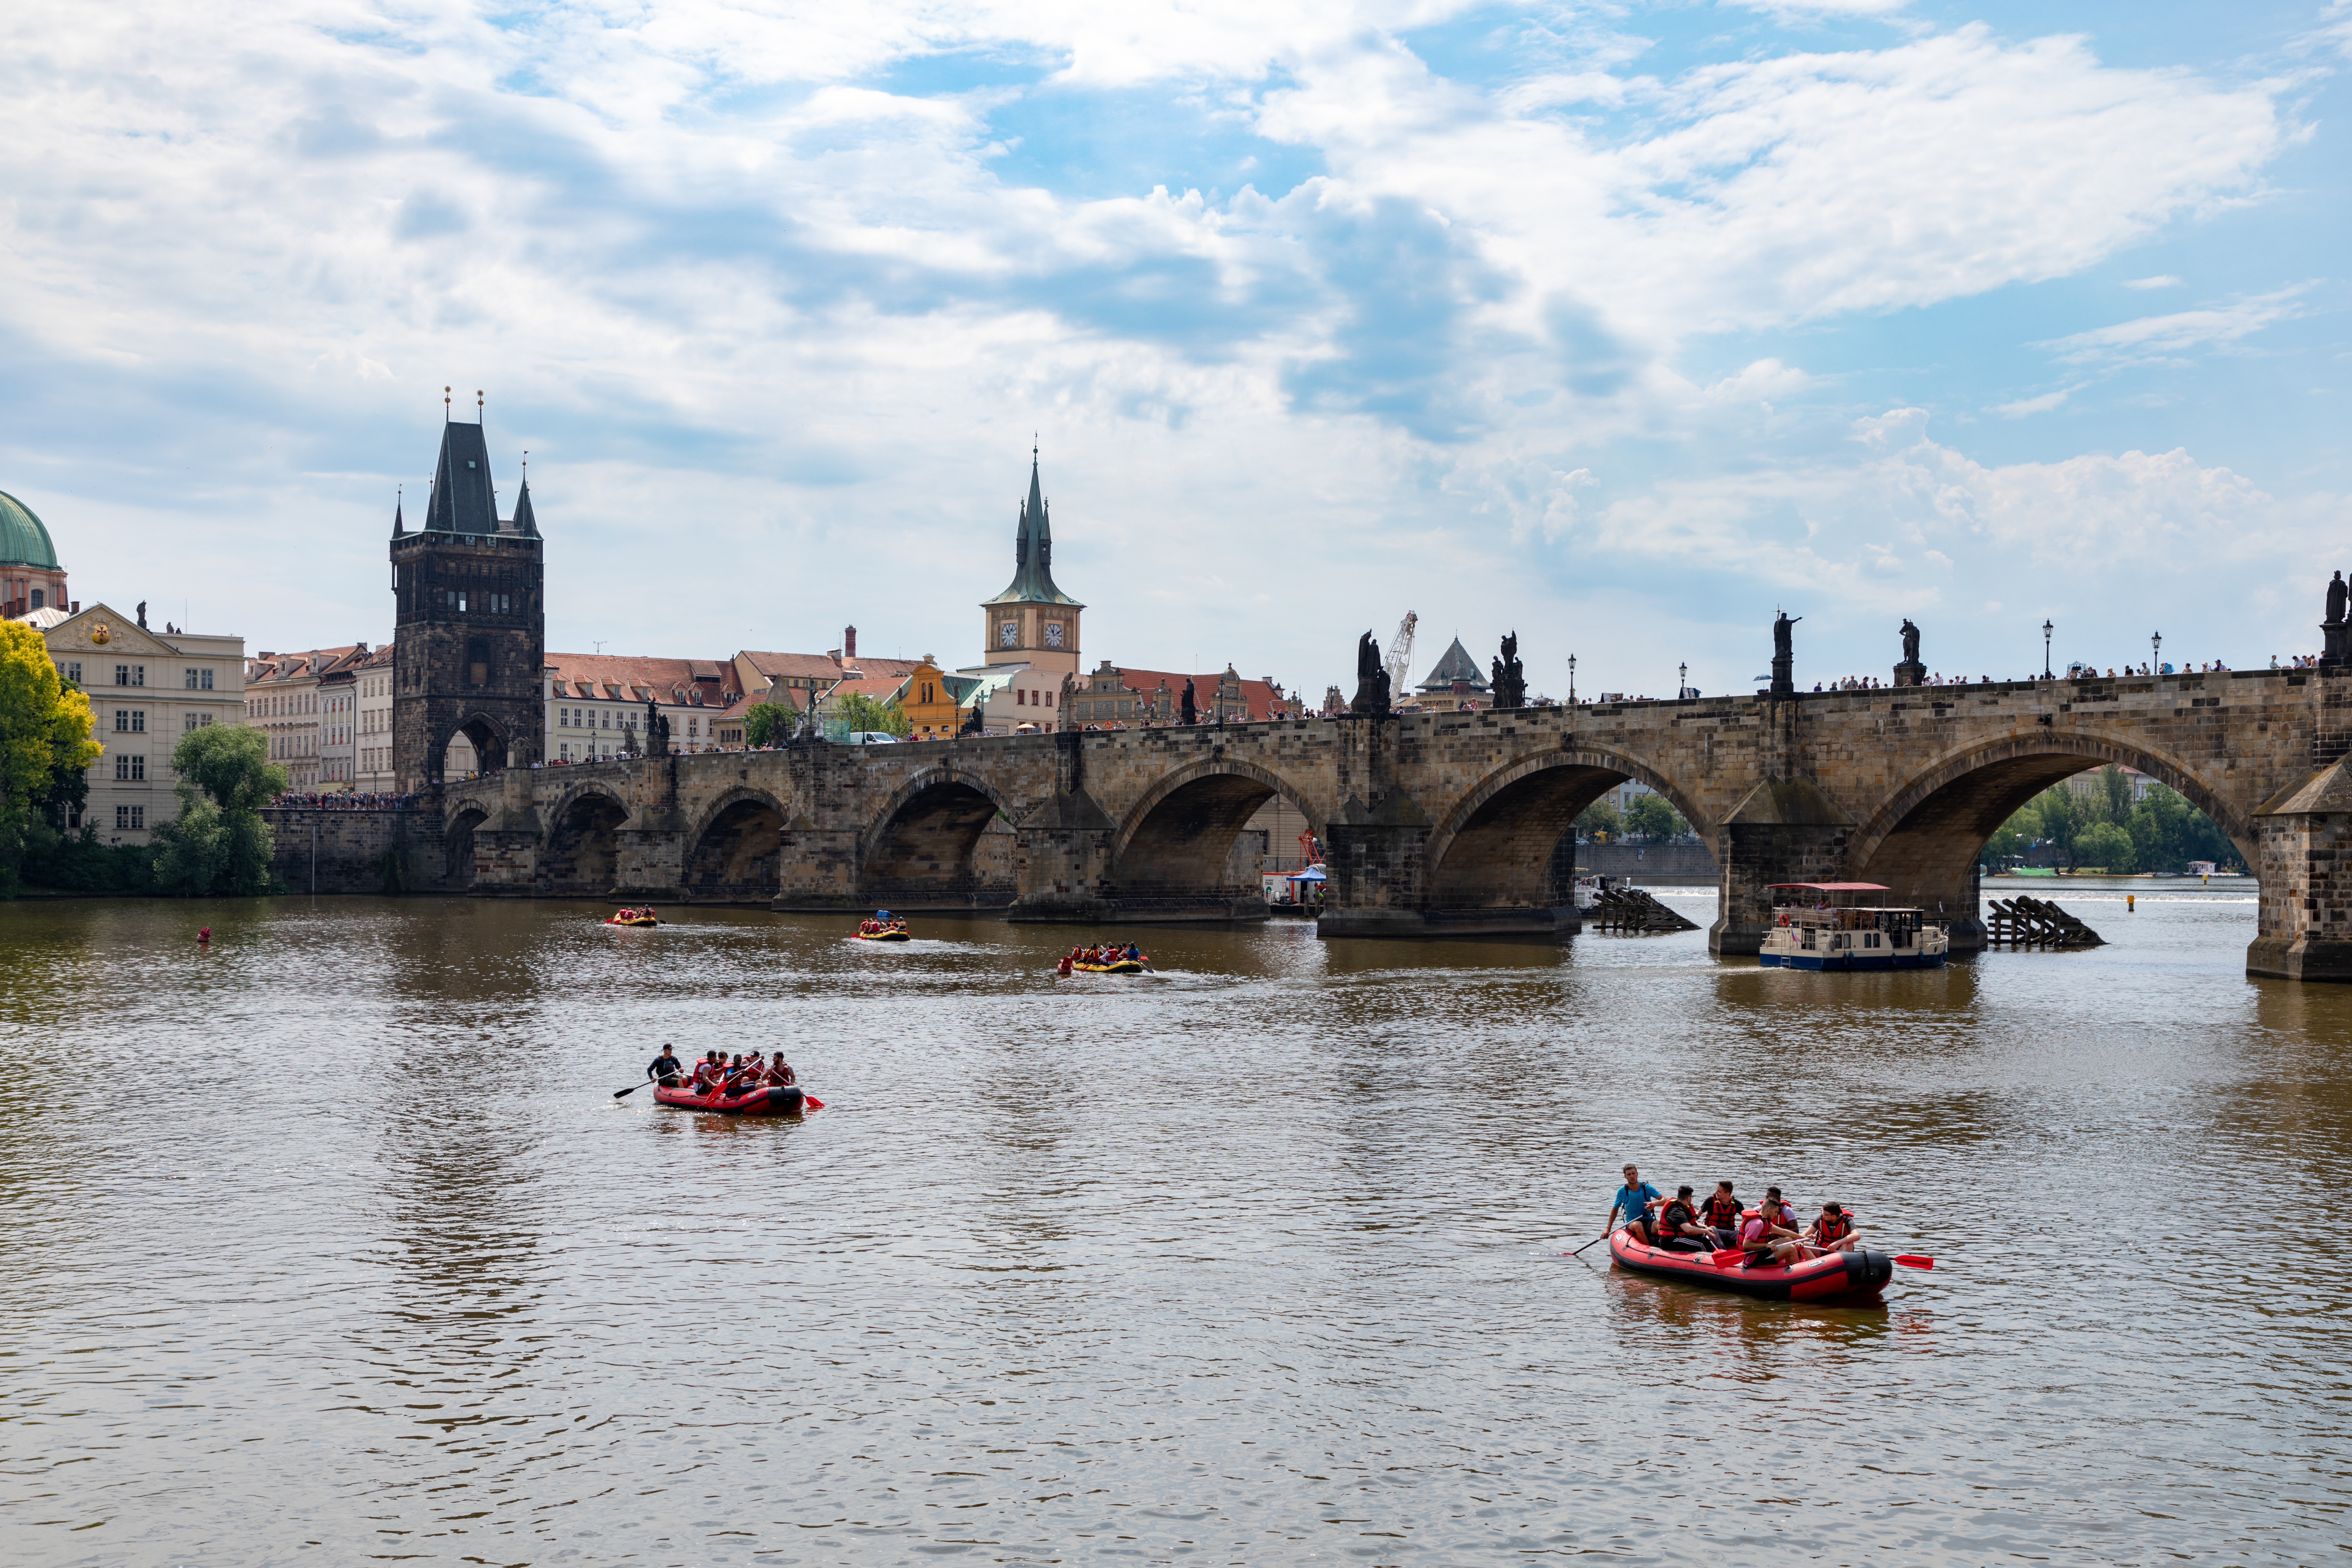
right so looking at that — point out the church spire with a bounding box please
[392,486,405,538]
[985,444,1080,608]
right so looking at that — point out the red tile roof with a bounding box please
[547,652,745,713]
[1084,666,1295,722]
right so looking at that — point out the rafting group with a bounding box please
[1597,1161,1918,1302]
[639,1045,812,1116]
[605,906,660,927]
[1061,942,1148,975]
[854,911,911,941]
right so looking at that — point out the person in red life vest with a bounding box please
[197,926,211,944]
[1058,952,1073,975]
[763,1054,796,1087]
[691,1052,723,1094]
[1801,1202,1861,1256]
[1741,1188,1804,1267]
[1652,1185,1712,1253]
[1698,1181,1743,1247]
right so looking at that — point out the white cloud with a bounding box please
[2124,274,2184,289]
[1991,386,2078,417]
[2038,287,2307,365]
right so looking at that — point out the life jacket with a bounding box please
[1814,1211,1854,1245]
[1657,1201,1695,1245]
[1701,1192,1741,1229]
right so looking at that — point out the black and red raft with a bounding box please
[1609,1226,1893,1302]
[653,1082,804,1116]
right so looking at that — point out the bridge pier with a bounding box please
[2247,758,2352,982]
[769,826,865,911]
[467,768,544,896]
[1707,780,1854,956]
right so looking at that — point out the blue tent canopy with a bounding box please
[1286,867,1326,883]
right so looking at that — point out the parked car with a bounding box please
[843,731,899,745]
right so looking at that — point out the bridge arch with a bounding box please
[1847,731,2255,902]
[442,803,490,890]
[435,711,511,780]
[686,786,790,902]
[1422,747,1712,910]
[859,767,1019,909]
[543,784,630,896]
[1109,758,1324,900]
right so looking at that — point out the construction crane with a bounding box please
[1383,611,1418,697]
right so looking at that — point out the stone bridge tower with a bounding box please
[390,413,545,790]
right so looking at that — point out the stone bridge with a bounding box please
[428,667,2352,980]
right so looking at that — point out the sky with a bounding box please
[2,0,2347,702]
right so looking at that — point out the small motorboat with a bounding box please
[654,1082,804,1116]
[1607,1226,1893,1302]
[604,910,659,928]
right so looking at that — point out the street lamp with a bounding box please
[1679,661,1688,699]
[1568,653,1577,707]
[2151,630,2162,675]
[2042,620,2053,680]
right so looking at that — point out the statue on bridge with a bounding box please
[1350,631,1392,716]
[1894,617,1925,688]
[646,700,671,757]
[1491,631,1526,710]
[1770,611,1801,699]
[1180,678,1198,726]
[2326,570,2349,669]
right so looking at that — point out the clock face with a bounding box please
[1043,622,1064,648]
[1000,621,1019,647]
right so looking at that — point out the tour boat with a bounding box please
[604,912,660,928]
[1757,883,1948,970]
[1607,1226,1894,1302]
[654,1081,805,1116]
[1072,958,1147,974]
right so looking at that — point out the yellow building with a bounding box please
[896,655,971,739]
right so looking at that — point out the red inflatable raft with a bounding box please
[653,1082,804,1116]
[1608,1226,1893,1302]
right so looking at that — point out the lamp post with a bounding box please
[1568,653,1576,707]
[1679,661,1688,699]
[2042,620,2053,680]
[2151,630,2162,675]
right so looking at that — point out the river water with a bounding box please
[2,882,2347,1567]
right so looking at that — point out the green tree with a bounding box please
[0,620,103,896]
[151,724,287,896]
[2075,820,2134,873]
[1624,792,1689,842]
[1574,798,1624,841]
[743,700,798,747]
[833,693,911,738]
[2096,764,2132,825]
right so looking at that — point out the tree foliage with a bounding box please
[832,693,911,738]
[150,725,286,896]
[1573,798,1624,840]
[0,621,103,895]
[1624,793,1691,842]
[743,700,797,747]
[1984,765,2241,874]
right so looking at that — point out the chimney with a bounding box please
[844,625,858,661]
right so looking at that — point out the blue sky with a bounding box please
[1,0,2346,699]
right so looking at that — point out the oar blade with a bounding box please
[803,1094,824,1110]
[1708,1249,1745,1267]
[1893,1253,1935,1269]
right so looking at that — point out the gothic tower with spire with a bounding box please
[389,412,546,790]
[980,448,1085,675]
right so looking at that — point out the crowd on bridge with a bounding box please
[269,791,418,811]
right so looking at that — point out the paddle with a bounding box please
[1893,1254,1935,1269]
[1567,1229,1616,1256]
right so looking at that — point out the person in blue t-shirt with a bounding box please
[1608,1164,1665,1245]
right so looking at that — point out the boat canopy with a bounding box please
[1766,882,1890,892]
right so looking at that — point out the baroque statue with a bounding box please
[1350,631,1392,716]
[1490,631,1527,710]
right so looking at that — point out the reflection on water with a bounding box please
[1,884,2346,1566]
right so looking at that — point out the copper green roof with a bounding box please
[0,489,59,569]
[983,454,1084,608]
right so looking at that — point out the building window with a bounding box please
[115,754,144,780]
[132,710,144,732]
[29,589,41,609]
[64,662,80,686]
[133,665,145,687]
[116,805,146,831]
[116,664,130,686]
[185,669,200,689]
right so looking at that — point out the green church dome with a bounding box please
[0,489,59,569]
